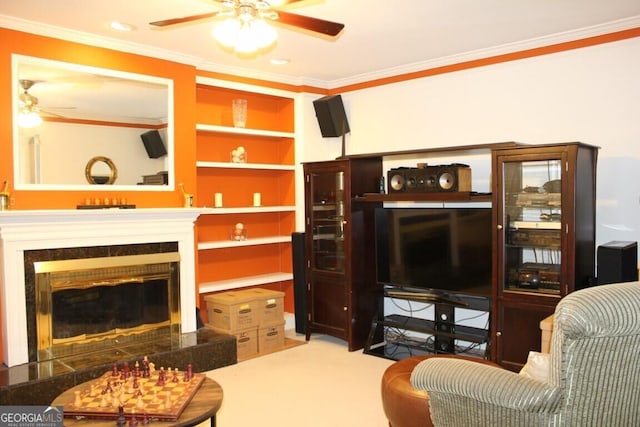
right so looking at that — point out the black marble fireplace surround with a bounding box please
[0,242,237,405]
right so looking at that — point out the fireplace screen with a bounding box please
[34,253,180,362]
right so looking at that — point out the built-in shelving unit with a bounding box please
[194,77,296,313]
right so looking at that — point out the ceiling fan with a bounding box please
[149,0,345,37]
[18,79,40,111]
[17,79,75,124]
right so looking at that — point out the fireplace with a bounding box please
[34,252,181,363]
[0,209,239,406]
[0,208,202,367]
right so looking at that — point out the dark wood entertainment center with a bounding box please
[303,141,598,370]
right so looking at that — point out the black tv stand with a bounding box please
[364,289,490,361]
[384,290,469,307]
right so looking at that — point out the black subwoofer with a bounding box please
[597,241,638,285]
[292,232,307,334]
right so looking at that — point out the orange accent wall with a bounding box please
[0,28,198,365]
[0,28,197,210]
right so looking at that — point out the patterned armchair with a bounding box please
[410,281,640,426]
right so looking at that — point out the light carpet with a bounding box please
[205,333,395,427]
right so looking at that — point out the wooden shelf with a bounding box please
[355,192,492,203]
[196,123,294,138]
[199,272,294,294]
[198,235,292,250]
[196,161,294,171]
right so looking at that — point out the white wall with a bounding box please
[18,122,169,185]
[300,36,640,257]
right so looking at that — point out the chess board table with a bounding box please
[52,376,223,427]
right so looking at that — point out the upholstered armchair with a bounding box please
[410,281,640,426]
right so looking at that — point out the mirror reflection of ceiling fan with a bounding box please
[150,0,345,52]
[18,79,75,124]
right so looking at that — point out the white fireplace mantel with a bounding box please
[0,208,204,367]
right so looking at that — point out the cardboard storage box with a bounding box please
[258,321,285,353]
[209,325,258,359]
[205,291,259,331]
[241,288,285,325]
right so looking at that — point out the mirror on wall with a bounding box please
[12,55,174,191]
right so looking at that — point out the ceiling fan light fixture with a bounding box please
[18,109,43,128]
[251,19,277,47]
[212,8,277,54]
[213,17,242,48]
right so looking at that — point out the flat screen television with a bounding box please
[375,207,493,298]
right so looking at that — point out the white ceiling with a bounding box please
[1,0,640,87]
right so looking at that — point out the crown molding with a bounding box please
[326,15,640,89]
[0,15,203,66]
[2,14,639,90]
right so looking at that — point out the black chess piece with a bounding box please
[116,406,126,427]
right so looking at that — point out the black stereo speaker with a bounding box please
[313,94,350,137]
[597,241,638,285]
[140,130,167,159]
[387,165,472,193]
[291,232,307,334]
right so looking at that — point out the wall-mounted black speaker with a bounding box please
[140,130,167,159]
[597,241,638,285]
[313,94,350,137]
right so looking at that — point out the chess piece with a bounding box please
[142,356,150,378]
[172,368,179,383]
[156,368,166,386]
[74,390,82,407]
[90,384,98,397]
[165,391,172,409]
[129,409,138,427]
[136,394,145,410]
[112,363,119,377]
[116,406,126,427]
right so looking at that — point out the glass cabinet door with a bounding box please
[502,159,562,295]
[309,170,345,274]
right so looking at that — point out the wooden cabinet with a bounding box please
[303,158,382,351]
[491,142,598,371]
[195,79,296,313]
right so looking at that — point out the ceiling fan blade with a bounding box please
[150,11,220,27]
[273,0,306,5]
[275,11,344,36]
